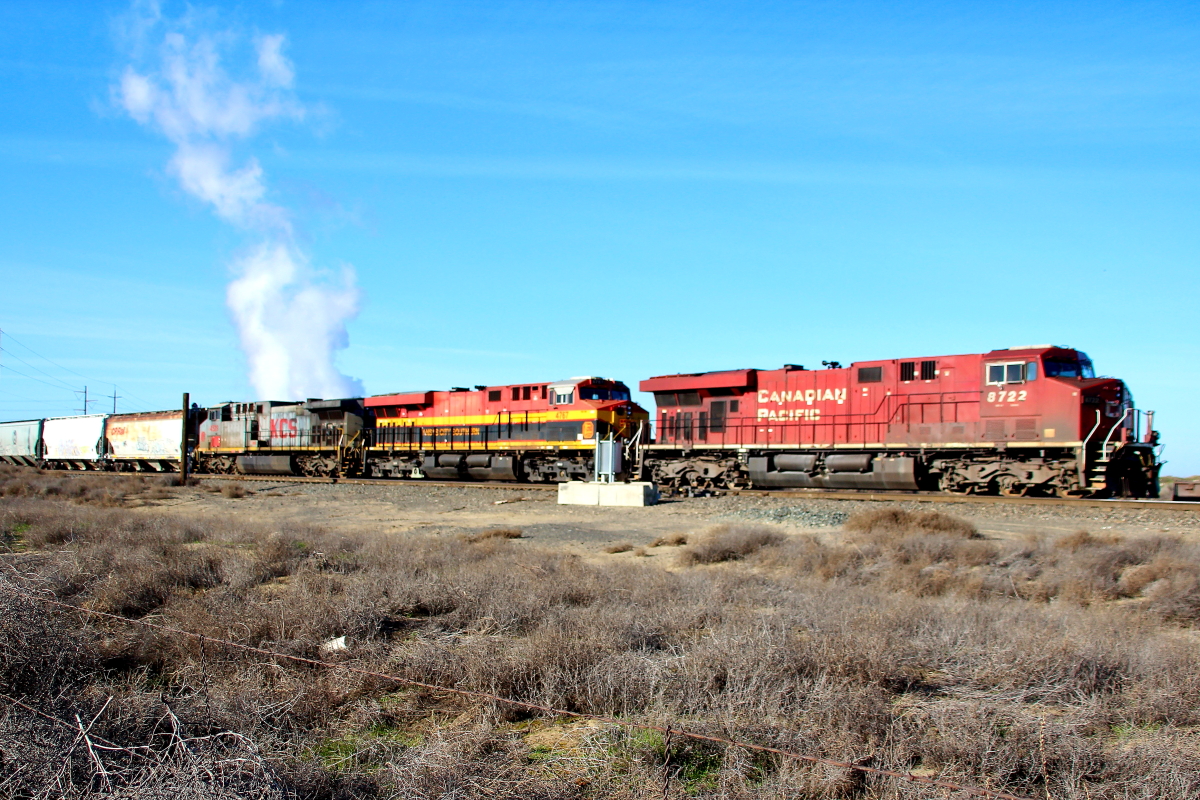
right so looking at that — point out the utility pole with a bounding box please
[180,392,190,483]
[106,385,119,414]
[75,385,90,415]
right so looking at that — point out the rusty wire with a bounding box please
[7,590,1040,800]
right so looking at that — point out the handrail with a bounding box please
[1100,406,1133,455]
[1081,408,1102,458]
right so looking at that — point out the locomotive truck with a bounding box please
[639,345,1160,497]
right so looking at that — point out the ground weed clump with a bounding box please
[463,527,523,544]
[679,524,785,564]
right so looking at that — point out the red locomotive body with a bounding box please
[364,377,648,482]
[639,346,1159,497]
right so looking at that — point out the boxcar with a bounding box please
[0,419,42,466]
[42,414,108,469]
[105,410,183,471]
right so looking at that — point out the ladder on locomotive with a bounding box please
[1083,406,1140,493]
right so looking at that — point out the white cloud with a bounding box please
[256,33,294,88]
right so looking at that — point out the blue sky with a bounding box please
[1,1,1197,474]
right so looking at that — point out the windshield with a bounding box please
[1044,354,1096,379]
[579,387,630,401]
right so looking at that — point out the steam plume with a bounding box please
[116,4,363,401]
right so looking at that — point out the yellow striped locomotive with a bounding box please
[365,377,646,481]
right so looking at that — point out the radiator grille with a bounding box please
[1014,418,1038,440]
[984,420,1006,440]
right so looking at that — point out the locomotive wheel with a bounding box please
[996,475,1022,497]
[198,455,235,474]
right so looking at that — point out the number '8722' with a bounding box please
[987,390,1027,403]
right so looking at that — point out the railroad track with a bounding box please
[192,473,556,492]
[728,488,1187,511]
[190,473,1192,511]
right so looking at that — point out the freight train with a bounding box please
[0,346,1164,498]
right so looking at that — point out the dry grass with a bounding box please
[604,541,633,554]
[2,485,1200,798]
[463,527,523,544]
[743,510,1200,616]
[0,463,183,509]
[220,482,248,498]
[844,507,980,538]
[651,532,688,547]
[679,524,785,564]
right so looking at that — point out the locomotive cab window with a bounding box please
[580,387,632,401]
[987,362,1035,385]
[1044,355,1095,379]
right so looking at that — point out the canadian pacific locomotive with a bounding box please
[639,345,1159,498]
[0,346,1163,498]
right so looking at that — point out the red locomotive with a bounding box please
[639,345,1160,497]
[364,377,646,482]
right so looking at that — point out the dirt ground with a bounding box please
[152,479,1200,557]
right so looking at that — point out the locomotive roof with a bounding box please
[642,348,1095,392]
[364,377,628,409]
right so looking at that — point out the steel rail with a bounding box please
[189,474,556,491]
[188,474,1188,511]
[728,488,1188,511]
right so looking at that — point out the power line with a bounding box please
[0,346,79,392]
[0,362,80,394]
[0,329,159,412]
[0,382,65,405]
[0,329,92,382]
